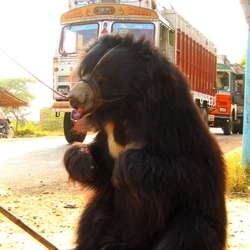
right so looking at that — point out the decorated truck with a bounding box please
[52,0,217,143]
[208,55,245,135]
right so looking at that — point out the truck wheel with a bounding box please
[200,108,208,125]
[238,117,243,134]
[63,112,86,144]
[232,123,238,134]
[223,118,232,135]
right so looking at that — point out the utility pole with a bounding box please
[240,0,250,168]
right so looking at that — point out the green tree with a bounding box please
[0,78,35,130]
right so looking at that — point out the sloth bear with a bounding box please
[63,34,227,250]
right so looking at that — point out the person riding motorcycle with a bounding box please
[0,108,10,135]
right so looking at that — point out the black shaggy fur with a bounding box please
[63,34,227,250]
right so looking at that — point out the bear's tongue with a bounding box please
[71,108,85,121]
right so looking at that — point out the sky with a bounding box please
[164,0,248,63]
[0,0,248,111]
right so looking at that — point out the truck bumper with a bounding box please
[51,101,72,113]
[208,115,231,127]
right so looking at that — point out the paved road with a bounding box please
[0,135,94,190]
[210,128,243,153]
[0,136,67,190]
[0,132,242,191]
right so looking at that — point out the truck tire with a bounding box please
[63,112,86,144]
[223,117,232,135]
[200,107,208,125]
[238,117,243,134]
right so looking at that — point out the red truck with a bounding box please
[52,0,217,143]
[208,55,245,135]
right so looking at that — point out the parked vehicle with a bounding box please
[0,119,15,138]
[208,55,245,135]
[52,0,217,143]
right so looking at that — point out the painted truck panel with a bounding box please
[163,10,217,97]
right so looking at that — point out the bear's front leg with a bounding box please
[64,131,115,189]
[63,142,98,185]
[112,149,161,193]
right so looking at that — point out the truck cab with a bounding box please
[208,55,245,135]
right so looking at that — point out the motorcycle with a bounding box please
[0,119,15,138]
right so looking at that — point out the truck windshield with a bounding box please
[60,23,99,54]
[112,23,154,43]
[216,72,230,91]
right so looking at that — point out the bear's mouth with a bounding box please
[69,99,87,121]
[70,99,94,121]
[71,108,85,121]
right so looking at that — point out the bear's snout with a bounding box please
[68,80,96,118]
[68,81,89,105]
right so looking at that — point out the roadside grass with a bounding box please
[17,121,63,137]
[14,108,64,137]
[225,147,250,195]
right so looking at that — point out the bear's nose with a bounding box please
[69,99,82,109]
[67,81,89,105]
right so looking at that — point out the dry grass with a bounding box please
[225,147,250,195]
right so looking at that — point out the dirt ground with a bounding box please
[0,135,249,250]
[1,174,249,250]
[0,180,87,250]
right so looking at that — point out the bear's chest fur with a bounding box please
[104,122,142,159]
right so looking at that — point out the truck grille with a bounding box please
[58,76,69,82]
[57,85,70,95]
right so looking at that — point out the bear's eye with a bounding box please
[98,77,110,89]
